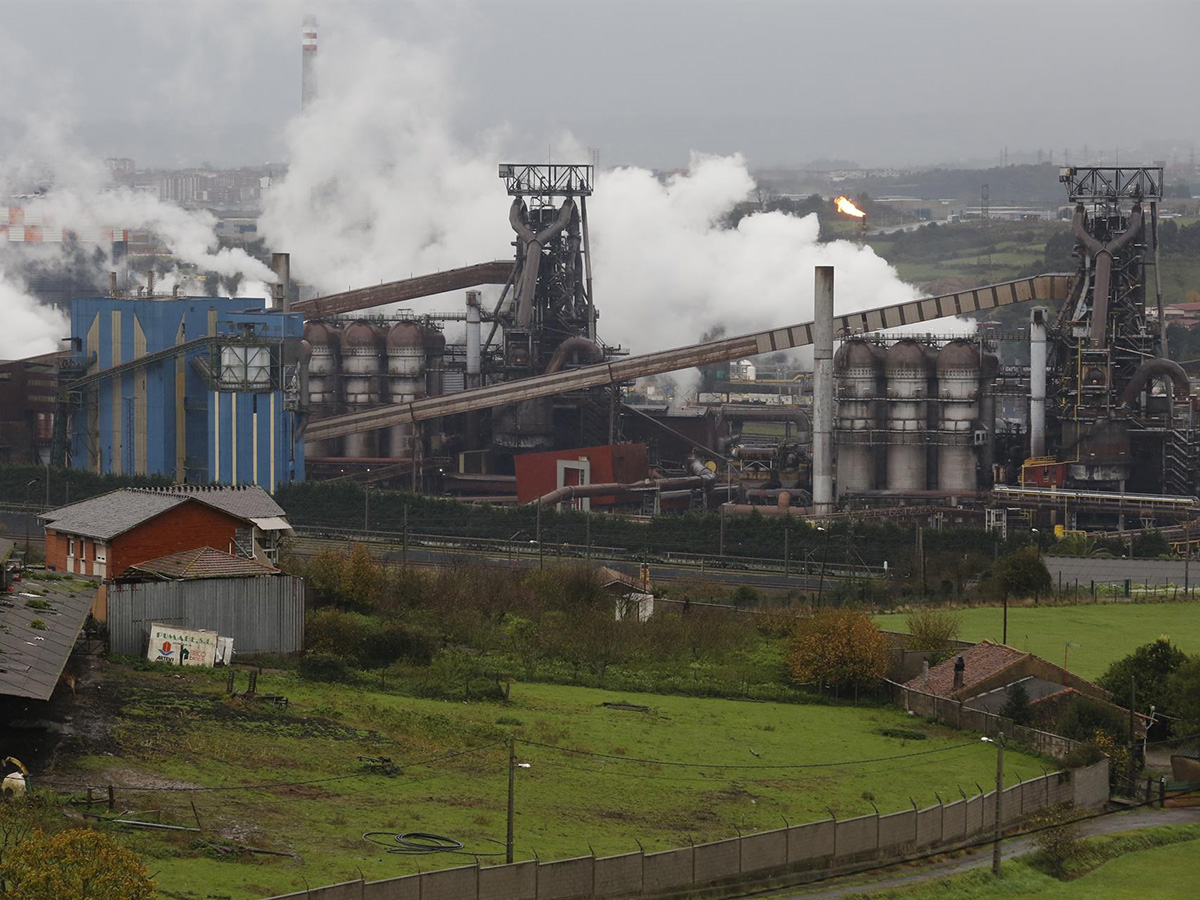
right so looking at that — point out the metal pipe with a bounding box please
[812,266,835,515]
[1118,358,1191,407]
[544,336,604,374]
[511,198,575,328]
[1073,203,1143,348]
[1029,308,1047,456]
[465,290,482,388]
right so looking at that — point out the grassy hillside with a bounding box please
[875,602,1200,680]
[65,661,1048,899]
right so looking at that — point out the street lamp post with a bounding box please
[815,526,829,607]
[23,478,39,561]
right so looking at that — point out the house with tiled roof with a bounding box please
[904,640,1146,736]
[40,485,291,578]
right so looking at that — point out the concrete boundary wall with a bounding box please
[263,761,1109,900]
[888,680,1081,760]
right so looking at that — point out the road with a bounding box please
[763,806,1199,899]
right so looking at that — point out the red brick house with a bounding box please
[40,487,288,579]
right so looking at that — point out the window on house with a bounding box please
[95,544,107,564]
[232,527,254,559]
[79,541,86,562]
[68,538,75,557]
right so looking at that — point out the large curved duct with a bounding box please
[1073,203,1143,348]
[510,198,576,328]
[544,336,605,374]
[294,339,313,445]
[1119,358,1191,407]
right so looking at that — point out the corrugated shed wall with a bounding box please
[107,575,305,656]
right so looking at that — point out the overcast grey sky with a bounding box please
[1,0,1197,170]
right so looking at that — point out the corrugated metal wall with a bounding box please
[107,575,304,656]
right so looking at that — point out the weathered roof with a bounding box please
[0,573,95,701]
[126,547,279,581]
[41,485,288,541]
[139,485,287,521]
[40,490,190,540]
[963,676,1074,714]
[903,640,1027,698]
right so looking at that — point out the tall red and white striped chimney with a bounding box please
[301,15,318,111]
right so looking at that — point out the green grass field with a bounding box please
[841,824,1200,899]
[68,662,1048,899]
[875,602,1200,680]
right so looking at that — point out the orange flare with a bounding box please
[834,196,866,218]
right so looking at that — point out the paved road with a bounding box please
[767,806,1199,899]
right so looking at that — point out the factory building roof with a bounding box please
[126,547,279,581]
[0,571,95,701]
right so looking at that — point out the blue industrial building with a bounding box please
[67,297,305,489]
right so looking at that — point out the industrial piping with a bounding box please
[510,198,575,328]
[465,291,482,388]
[1118,358,1191,407]
[544,336,605,374]
[1029,307,1047,456]
[812,266,835,515]
[1072,203,1143,348]
[532,457,714,507]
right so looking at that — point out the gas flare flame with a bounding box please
[834,196,866,218]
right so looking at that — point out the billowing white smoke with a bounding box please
[0,117,274,359]
[0,265,67,358]
[263,34,924,368]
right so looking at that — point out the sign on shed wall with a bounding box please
[147,623,218,667]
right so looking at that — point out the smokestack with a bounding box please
[109,271,118,298]
[813,266,835,515]
[272,253,292,312]
[301,15,318,111]
[1029,307,1047,457]
[465,290,482,388]
[146,270,154,297]
[952,655,965,693]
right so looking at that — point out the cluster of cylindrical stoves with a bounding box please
[834,337,998,494]
[302,319,445,459]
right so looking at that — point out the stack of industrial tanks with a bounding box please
[834,337,995,494]
[301,318,447,461]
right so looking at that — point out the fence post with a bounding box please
[910,797,919,846]
[828,808,837,859]
[870,801,881,859]
[934,791,944,843]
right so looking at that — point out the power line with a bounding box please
[519,738,981,770]
[38,741,506,794]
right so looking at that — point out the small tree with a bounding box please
[990,547,1051,600]
[0,828,154,900]
[1098,638,1187,719]
[1031,807,1083,877]
[904,608,961,651]
[787,609,889,694]
[998,681,1034,726]
[1167,655,1200,735]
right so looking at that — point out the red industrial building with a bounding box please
[514,443,649,507]
[40,486,289,578]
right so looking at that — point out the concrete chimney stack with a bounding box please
[952,655,965,693]
[465,290,482,389]
[812,266,835,515]
[271,253,291,312]
[301,15,318,111]
[1029,307,1047,458]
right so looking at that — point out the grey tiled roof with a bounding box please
[0,574,95,701]
[143,485,286,520]
[40,490,189,540]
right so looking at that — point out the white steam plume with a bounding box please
[263,32,923,362]
[0,116,274,359]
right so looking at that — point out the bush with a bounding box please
[1031,807,1084,877]
[998,681,1034,725]
[359,622,437,669]
[305,608,374,657]
[299,652,352,683]
[904,608,961,651]
[787,608,889,692]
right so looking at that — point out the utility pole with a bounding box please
[719,505,726,557]
[536,502,543,570]
[1186,521,1191,594]
[1003,590,1009,646]
[992,732,1005,877]
[784,525,790,578]
[364,487,370,533]
[402,504,409,566]
[506,735,516,864]
[585,510,591,562]
[1129,676,1137,784]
